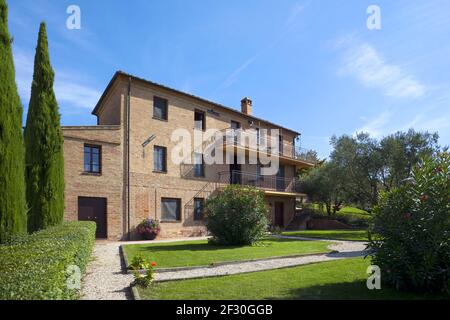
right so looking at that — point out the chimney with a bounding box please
[241,97,252,116]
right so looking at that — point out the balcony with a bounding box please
[218,170,300,195]
[220,129,317,166]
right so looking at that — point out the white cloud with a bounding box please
[339,43,427,99]
[215,57,257,91]
[13,48,101,110]
[355,110,392,138]
[54,76,102,109]
[402,113,450,133]
[214,2,307,92]
[284,3,307,29]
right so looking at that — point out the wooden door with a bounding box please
[274,202,284,228]
[78,197,107,239]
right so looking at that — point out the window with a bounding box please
[231,120,241,130]
[278,135,284,155]
[193,198,205,221]
[84,144,101,173]
[153,96,168,120]
[256,163,263,181]
[230,121,241,144]
[193,152,205,177]
[256,128,261,146]
[153,146,167,172]
[194,110,206,131]
[161,198,181,221]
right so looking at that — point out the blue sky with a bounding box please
[8,0,450,158]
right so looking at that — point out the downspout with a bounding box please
[127,77,132,240]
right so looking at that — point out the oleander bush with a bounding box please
[0,221,96,300]
[368,151,450,293]
[205,185,268,245]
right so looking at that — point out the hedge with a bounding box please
[0,221,96,300]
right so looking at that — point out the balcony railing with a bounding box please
[221,129,317,165]
[218,170,298,194]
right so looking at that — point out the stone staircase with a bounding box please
[285,212,312,231]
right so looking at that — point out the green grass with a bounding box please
[282,230,369,241]
[307,204,369,216]
[123,238,332,269]
[339,206,370,215]
[137,258,448,300]
[302,204,372,228]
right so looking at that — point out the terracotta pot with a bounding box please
[142,231,158,240]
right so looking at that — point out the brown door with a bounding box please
[274,202,284,228]
[78,197,107,239]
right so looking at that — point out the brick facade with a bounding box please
[62,72,312,240]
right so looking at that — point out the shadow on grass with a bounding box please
[282,231,369,241]
[267,281,445,300]
[134,237,309,253]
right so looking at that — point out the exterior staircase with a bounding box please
[285,212,312,231]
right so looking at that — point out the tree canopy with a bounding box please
[299,129,441,212]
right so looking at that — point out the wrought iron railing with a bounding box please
[218,170,298,193]
[221,129,317,164]
[184,170,302,221]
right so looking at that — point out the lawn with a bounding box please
[123,238,332,269]
[282,230,369,241]
[137,258,448,300]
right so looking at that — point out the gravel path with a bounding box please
[81,236,367,299]
[81,242,134,300]
[81,237,208,300]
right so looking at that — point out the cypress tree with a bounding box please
[25,22,65,232]
[0,0,27,242]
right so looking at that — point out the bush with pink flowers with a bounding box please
[136,218,160,240]
[368,151,450,293]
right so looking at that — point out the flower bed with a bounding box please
[0,221,96,300]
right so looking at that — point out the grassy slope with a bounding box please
[138,258,448,300]
[123,238,332,268]
[308,204,369,216]
[282,230,369,241]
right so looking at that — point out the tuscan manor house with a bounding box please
[62,71,315,240]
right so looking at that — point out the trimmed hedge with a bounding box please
[0,221,96,300]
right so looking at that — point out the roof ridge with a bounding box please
[92,71,301,136]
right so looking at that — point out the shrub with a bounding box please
[136,218,160,240]
[205,185,268,245]
[133,262,156,288]
[0,221,96,300]
[129,254,151,270]
[368,151,450,293]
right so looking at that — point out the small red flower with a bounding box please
[151,262,157,267]
[404,212,412,220]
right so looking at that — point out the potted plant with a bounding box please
[136,218,161,240]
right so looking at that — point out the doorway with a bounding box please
[274,202,284,228]
[230,155,242,184]
[78,197,107,239]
